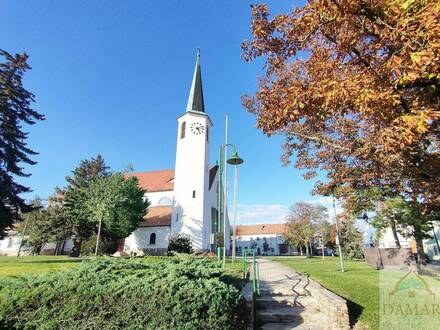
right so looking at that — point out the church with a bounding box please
[122,51,230,255]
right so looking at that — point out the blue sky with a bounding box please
[0,0,332,225]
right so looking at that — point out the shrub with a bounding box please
[0,255,245,329]
[168,233,193,255]
[80,234,120,256]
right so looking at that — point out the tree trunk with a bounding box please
[390,219,401,248]
[413,225,428,265]
[300,246,303,255]
[305,244,309,258]
[70,239,82,257]
[415,237,428,265]
[322,240,325,259]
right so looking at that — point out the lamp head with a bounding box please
[227,150,244,165]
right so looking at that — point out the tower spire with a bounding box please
[186,49,205,113]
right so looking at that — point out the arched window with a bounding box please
[206,126,209,142]
[149,233,156,245]
[180,121,186,139]
[157,196,172,206]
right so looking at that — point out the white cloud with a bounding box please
[235,204,290,225]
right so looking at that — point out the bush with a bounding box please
[80,234,120,256]
[0,255,245,330]
[168,233,193,255]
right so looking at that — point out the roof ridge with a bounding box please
[132,169,175,174]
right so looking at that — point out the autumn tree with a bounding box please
[242,1,440,260]
[0,50,44,238]
[284,202,327,257]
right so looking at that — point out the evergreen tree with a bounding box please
[21,198,70,254]
[0,50,44,238]
[340,218,364,260]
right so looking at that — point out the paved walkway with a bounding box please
[243,258,326,330]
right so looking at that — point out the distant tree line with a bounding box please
[283,201,364,260]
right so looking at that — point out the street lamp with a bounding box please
[228,150,243,264]
[218,144,244,269]
[333,196,345,272]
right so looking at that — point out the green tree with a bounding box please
[19,195,71,254]
[85,173,149,255]
[63,155,110,255]
[340,218,364,260]
[0,50,44,238]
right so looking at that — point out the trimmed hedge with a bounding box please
[0,256,245,329]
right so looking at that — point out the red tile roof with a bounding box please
[236,224,287,236]
[127,170,174,192]
[139,206,172,227]
[128,166,219,193]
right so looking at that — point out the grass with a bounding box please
[272,256,379,329]
[224,258,246,290]
[271,256,440,329]
[0,256,86,277]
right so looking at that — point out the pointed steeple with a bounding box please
[186,49,205,113]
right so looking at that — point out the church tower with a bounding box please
[172,50,212,251]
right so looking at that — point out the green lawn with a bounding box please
[0,256,87,277]
[272,256,379,329]
[271,257,440,329]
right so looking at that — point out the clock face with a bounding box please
[190,122,205,135]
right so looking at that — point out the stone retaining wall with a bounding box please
[307,276,350,330]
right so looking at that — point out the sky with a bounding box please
[0,0,342,226]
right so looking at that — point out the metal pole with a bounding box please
[333,196,345,272]
[218,145,222,234]
[16,214,31,259]
[232,164,238,262]
[223,113,228,269]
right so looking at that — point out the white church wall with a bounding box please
[145,191,174,207]
[124,226,170,251]
[173,111,212,251]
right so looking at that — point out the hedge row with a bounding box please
[0,256,245,329]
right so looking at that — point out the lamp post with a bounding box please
[218,144,243,269]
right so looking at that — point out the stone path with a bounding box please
[243,258,326,330]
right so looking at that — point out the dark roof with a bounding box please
[139,206,172,227]
[186,50,205,113]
